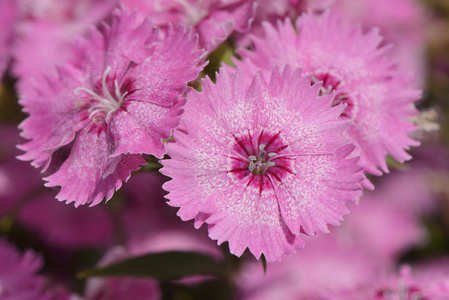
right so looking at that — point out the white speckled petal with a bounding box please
[44,124,145,207]
[162,67,363,261]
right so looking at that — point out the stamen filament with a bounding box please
[73,65,127,122]
[247,144,277,174]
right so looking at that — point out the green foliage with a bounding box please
[77,251,226,281]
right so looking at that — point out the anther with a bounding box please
[247,144,278,174]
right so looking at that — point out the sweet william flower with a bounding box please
[330,0,428,88]
[12,0,117,93]
[234,12,421,177]
[237,234,386,300]
[18,194,115,249]
[332,264,449,300]
[0,239,47,300]
[0,126,114,248]
[234,0,332,47]
[122,0,257,54]
[161,66,364,261]
[18,6,204,206]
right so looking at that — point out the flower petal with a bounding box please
[44,124,145,206]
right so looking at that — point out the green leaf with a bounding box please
[77,251,226,281]
[386,155,408,171]
[203,40,236,82]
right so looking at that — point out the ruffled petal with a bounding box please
[109,98,185,158]
[44,124,145,206]
[17,66,89,169]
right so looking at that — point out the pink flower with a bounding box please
[18,6,203,206]
[18,194,114,249]
[122,0,257,54]
[237,234,387,300]
[413,258,449,299]
[0,125,42,217]
[0,126,114,248]
[234,0,332,47]
[0,239,47,300]
[329,0,428,87]
[371,167,436,217]
[339,196,426,263]
[12,0,117,92]
[161,66,363,261]
[234,12,421,177]
[333,264,449,300]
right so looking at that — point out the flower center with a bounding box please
[248,144,277,174]
[312,73,353,119]
[227,129,294,187]
[74,66,127,123]
[377,287,424,300]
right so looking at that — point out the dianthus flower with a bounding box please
[332,264,449,300]
[330,0,428,87]
[0,239,47,300]
[13,0,117,92]
[161,66,363,261]
[18,6,203,206]
[234,0,332,47]
[237,234,385,300]
[18,195,114,248]
[122,0,257,54]
[0,126,114,248]
[234,12,421,177]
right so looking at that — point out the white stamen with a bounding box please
[101,66,114,103]
[248,144,277,174]
[74,66,126,122]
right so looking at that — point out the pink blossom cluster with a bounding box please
[8,0,420,258]
[0,0,442,298]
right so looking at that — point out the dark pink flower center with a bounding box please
[248,144,277,174]
[228,129,294,186]
[313,73,353,119]
[74,66,127,123]
[376,285,426,300]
